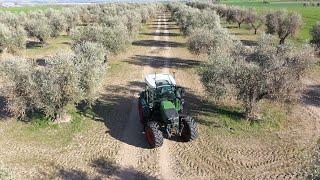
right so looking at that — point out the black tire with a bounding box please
[145,121,163,148]
[181,116,198,142]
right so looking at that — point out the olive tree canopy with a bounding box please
[200,34,315,119]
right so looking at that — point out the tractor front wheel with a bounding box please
[181,116,198,142]
[145,121,163,148]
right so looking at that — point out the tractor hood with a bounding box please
[160,101,179,122]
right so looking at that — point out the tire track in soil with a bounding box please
[158,14,176,180]
[115,13,177,179]
[114,100,144,180]
[113,15,162,180]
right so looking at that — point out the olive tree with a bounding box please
[187,27,233,55]
[33,54,82,120]
[265,11,303,44]
[233,7,248,28]
[226,7,247,28]
[24,18,52,45]
[200,34,315,119]
[63,9,80,35]
[246,9,265,34]
[174,7,221,35]
[124,11,142,37]
[140,7,150,23]
[46,10,66,37]
[0,24,12,53]
[0,23,27,54]
[0,57,36,118]
[99,15,125,28]
[310,21,320,50]
[72,24,130,54]
[0,54,82,120]
[0,12,20,29]
[72,42,107,105]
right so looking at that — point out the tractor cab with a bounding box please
[144,73,183,112]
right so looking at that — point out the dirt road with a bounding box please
[0,12,319,180]
[114,13,177,180]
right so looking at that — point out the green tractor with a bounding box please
[138,73,198,148]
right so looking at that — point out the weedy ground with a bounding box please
[0,10,319,179]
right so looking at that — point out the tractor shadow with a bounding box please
[126,55,201,69]
[50,156,158,179]
[78,81,223,148]
[78,81,151,149]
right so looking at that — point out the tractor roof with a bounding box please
[145,73,176,89]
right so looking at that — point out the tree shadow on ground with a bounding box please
[151,20,172,23]
[302,85,320,107]
[241,40,258,46]
[132,40,184,48]
[140,32,180,37]
[224,25,239,29]
[183,89,244,126]
[26,40,43,49]
[150,27,180,31]
[55,156,158,180]
[148,23,173,26]
[126,55,201,69]
[0,96,11,120]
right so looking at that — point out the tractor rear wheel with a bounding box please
[181,116,198,142]
[145,121,163,148]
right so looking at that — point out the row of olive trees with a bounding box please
[200,34,315,119]
[188,2,320,48]
[0,3,160,121]
[186,1,320,50]
[0,42,106,121]
[185,2,305,45]
[0,3,157,55]
[168,3,316,119]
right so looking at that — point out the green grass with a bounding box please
[198,99,288,137]
[222,1,320,41]
[22,35,72,58]
[7,105,91,148]
[0,5,62,13]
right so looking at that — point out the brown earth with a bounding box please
[0,12,319,180]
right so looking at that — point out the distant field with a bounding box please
[222,1,320,41]
[0,5,62,13]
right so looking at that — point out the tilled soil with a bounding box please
[0,12,319,180]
